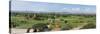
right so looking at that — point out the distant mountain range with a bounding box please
[10,11,96,15]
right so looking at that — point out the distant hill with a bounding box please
[10,11,96,15]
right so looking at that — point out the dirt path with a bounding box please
[10,23,88,34]
[71,23,88,30]
[10,28,27,34]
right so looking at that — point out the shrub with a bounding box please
[32,23,47,28]
[61,24,73,30]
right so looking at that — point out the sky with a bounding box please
[11,0,96,5]
[11,0,96,14]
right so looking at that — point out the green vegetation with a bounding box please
[10,12,96,30]
[80,22,96,29]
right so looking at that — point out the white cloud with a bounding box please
[62,8,80,11]
[71,8,80,11]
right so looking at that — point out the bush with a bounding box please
[32,23,48,29]
[10,21,20,28]
[61,24,73,30]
